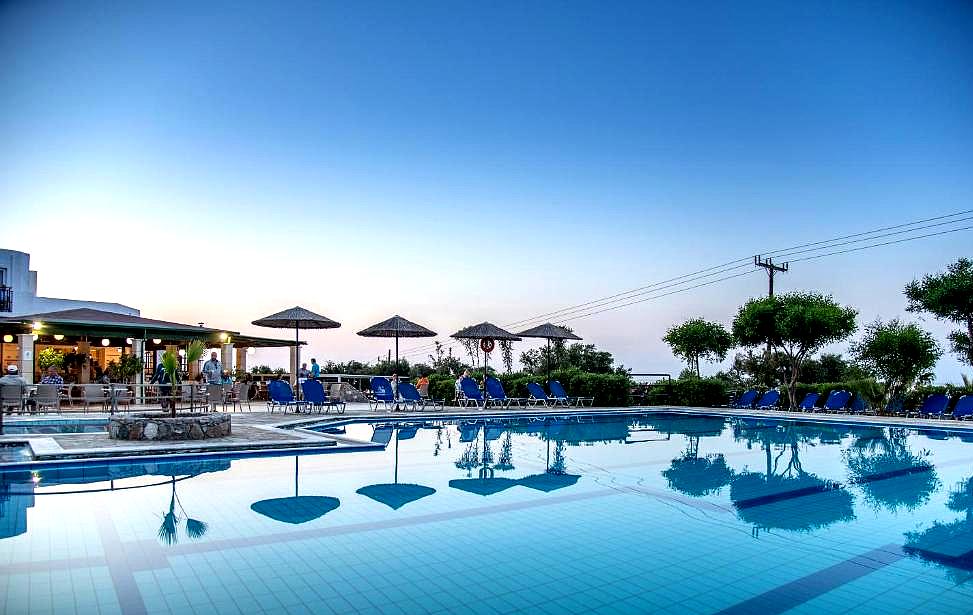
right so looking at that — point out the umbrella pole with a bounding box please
[547,338,551,384]
[394,431,399,484]
[295,325,301,401]
[295,456,299,497]
[395,335,399,374]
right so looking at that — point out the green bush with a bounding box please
[37,347,65,370]
[791,378,884,408]
[646,377,730,407]
[905,384,973,409]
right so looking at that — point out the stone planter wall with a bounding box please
[108,413,231,441]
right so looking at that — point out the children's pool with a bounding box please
[1,411,972,614]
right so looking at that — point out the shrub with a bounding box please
[428,369,632,407]
[646,377,730,408]
[37,347,65,370]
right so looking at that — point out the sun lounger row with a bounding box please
[458,377,594,408]
[730,387,973,420]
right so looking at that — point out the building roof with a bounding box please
[0,308,298,347]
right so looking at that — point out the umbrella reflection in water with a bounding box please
[357,424,436,509]
[251,457,340,524]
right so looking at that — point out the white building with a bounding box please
[0,249,138,317]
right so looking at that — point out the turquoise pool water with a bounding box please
[2,411,973,614]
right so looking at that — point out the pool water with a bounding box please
[2,411,973,614]
[2,420,108,435]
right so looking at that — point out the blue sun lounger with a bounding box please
[301,379,345,414]
[911,393,950,418]
[549,380,594,407]
[267,380,307,413]
[797,392,819,412]
[398,382,443,411]
[754,390,780,409]
[822,390,851,413]
[849,394,868,415]
[369,377,397,411]
[459,422,481,442]
[952,395,973,420]
[732,389,759,409]
[459,377,485,408]
[485,376,526,408]
[527,382,564,407]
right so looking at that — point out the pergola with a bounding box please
[0,308,299,384]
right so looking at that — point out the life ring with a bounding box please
[480,338,495,353]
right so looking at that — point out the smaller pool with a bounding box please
[2,419,107,435]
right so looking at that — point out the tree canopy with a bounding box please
[663,318,734,377]
[733,292,857,407]
[850,319,941,404]
[906,257,973,366]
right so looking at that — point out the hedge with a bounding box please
[644,377,729,408]
[427,369,632,407]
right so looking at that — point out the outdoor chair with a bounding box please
[485,376,525,408]
[731,389,760,409]
[754,389,780,409]
[910,393,950,419]
[180,384,204,412]
[302,380,345,414]
[34,384,61,414]
[398,382,442,411]
[884,396,906,416]
[206,384,226,412]
[230,382,252,412]
[1,384,25,415]
[459,377,486,408]
[113,386,134,411]
[368,377,398,411]
[849,395,868,415]
[951,395,973,420]
[459,422,481,442]
[797,392,819,412]
[83,384,109,413]
[526,382,561,407]
[549,380,594,407]
[267,380,306,413]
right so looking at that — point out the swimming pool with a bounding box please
[2,411,972,614]
[2,419,108,435]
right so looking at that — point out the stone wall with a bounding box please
[108,413,231,441]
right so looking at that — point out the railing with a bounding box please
[0,285,11,312]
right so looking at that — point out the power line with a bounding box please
[399,212,973,359]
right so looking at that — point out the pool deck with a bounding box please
[2,402,972,468]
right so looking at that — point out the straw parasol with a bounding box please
[252,306,340,399]
[357,315,436,372]
[356,425,436,509]
[250,457,340,524]
[517,323,581,382]
[451,323,520,391]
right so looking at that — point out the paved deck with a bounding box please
[3,402,972,467]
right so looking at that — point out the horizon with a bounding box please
[2,2,972,381]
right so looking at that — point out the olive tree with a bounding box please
[906,258,973,366]
[663,318,734,377]
[851,319,941,406]
[732,292,857,408]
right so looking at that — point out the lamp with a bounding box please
[53,334,65,341]
[219,332,228,342]
[178,349,186,357]
[2,335,12,343]
[32,322,42,330]
[152,338,162,345]
[101,338,110,347]
[125,338,133,344]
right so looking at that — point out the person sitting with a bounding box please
[0,365,29,414]
[221,370,234,384]
[41,366,64,385]
[416,375,430,397]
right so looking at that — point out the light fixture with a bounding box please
[53,334,65,341]
[152,338,162,345]
[73,346,78,351]
[225,336,232,343]
[178,349,186,357]
[125,337,133,344]
[2,334,12,343]
[219,332,228,342]
[32,321,42,330]
[101,338,110,347]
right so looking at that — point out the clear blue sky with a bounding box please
[2,1,972,379]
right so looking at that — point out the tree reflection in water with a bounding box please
[905,476,973,583]
[844,427,939,513]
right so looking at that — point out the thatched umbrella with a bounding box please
[250,457,340,524]
[516,323,581,382]
[252,306,340,399]
[357,315,436,373]
[451,323,520,395]
[356,425,436,510]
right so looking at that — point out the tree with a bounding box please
[906,258,973,366]
[851,319,941,405]
[733,292,857,408]
[663,318,734,377]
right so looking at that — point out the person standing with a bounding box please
[150,360,175,410]
[310,358,320,380]
[201,351,222,385]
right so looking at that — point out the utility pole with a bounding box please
[754,255,790,369]
[754,255,788,297]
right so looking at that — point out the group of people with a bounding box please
[297,358,322,380]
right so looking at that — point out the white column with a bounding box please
[221,343,233,375]
[17,334,34,384]
[289,346,298,387]
[132,339,145,403]
[235,347,248,374]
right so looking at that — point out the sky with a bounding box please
[2,1,972,381]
